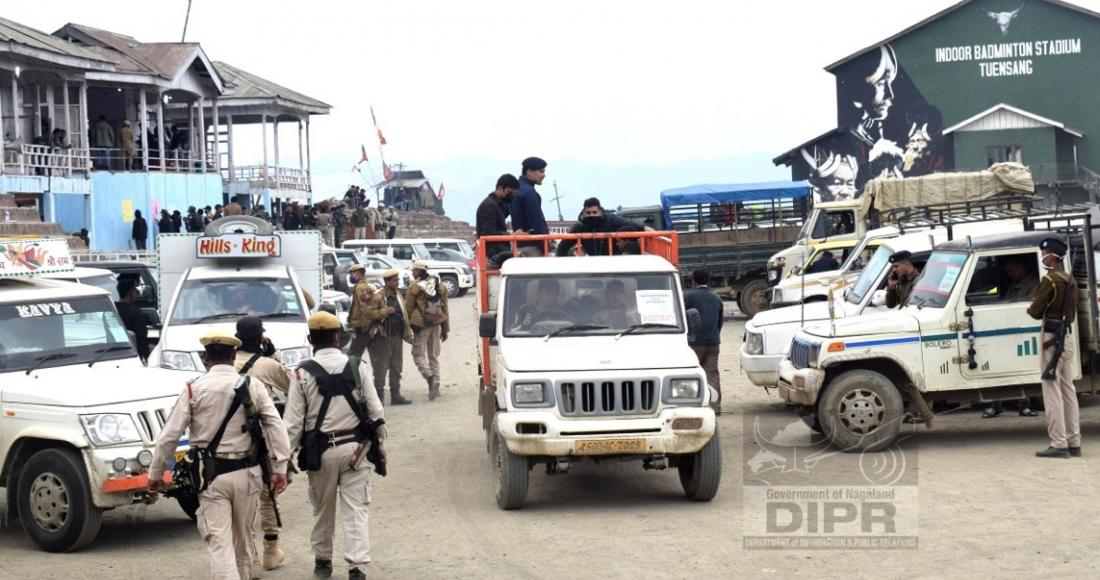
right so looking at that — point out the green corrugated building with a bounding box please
[775,0,1100,203]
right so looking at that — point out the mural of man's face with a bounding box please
[857,46,898,121]
[825,158,859,200]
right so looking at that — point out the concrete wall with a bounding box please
[87,171,223,251]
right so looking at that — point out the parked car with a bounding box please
[428,247,477,270]
[342,239,474,296]
[420,237,475,260]
[76,260,161,333]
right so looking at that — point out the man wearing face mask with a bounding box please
[555,197,649,257]
[477,174,520,265]
[1027,237,1081,458]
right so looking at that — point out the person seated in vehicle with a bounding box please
[885,251,918,308]
[555,197,648,257]
[613,225,643,255]
[594,279,639,328]
[512,279,569,331]
[1002,256,1040,301]
[804,250,840,274]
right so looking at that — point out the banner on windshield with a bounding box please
[0,238,75,277]
[196,234,282,259]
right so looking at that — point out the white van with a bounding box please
[42,267,120,301]
[420,237,474,260]
[343,238,474,296]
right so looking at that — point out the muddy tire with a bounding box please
[441,275,459,297]
[678,434,722,501]
[818,370,904,452]
[738,279,770,317]
[17,448,103,552]
[489,420,529,510]
[176,494,199,521]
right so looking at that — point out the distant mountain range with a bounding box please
[311,153,789,224]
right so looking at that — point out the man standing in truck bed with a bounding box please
[1027,237,1081,459]
[510,157,549,255]
[686,269,723,413]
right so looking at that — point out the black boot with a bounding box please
[1069,446,1083,457]
[314,559,333,578]
[1035,446,1070,458]
[348,568,366,580]
[391,386,412,405]
[429,376,440,401]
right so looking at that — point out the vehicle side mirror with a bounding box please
[686,308,702,334]
[479,312,498,338]
[871,290,887,307]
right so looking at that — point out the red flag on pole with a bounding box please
[383,162,394,181]
[359,144,369,164]
[376,128,387,146]
[437,183,446,200]
[370,105,378,127]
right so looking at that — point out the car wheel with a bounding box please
[678,434,722,501]
[489,416,529,510]
[17,448,104,552]
[818,369,904,452]
[738,279,770,317]
[441,275,459,297]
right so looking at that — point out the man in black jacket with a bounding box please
[115,278,150,362]
[476,174,519,265]
[131,210,148,250]
[685,269,724,413]
[555,197,647,257]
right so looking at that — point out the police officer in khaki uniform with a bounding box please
[346,264,376,364]
[886,250,918,308]
[1027,237,1081,458]
[149,331,292,580]
[284,312,388,579]
[405,260,449,400]
[365,268,414,405]
[233,316,292,574]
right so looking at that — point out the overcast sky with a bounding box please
[7,0,1100,218]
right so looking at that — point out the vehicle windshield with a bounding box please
[336,254,358,268]
[0,297,134,371]
[908,251,968,308]
[503,274,684,337]
[847,246,892,304]
[456,241,473,258]
[169,277,304,325]
[795,212,818,242]
[83,274,120,301]
[412,243,432,260]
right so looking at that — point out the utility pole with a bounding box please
[181,0,193,42]
[551,180,564,221]
[393,162,406,209]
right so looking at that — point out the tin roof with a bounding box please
[0,16,115,66]
[212,61,331,111]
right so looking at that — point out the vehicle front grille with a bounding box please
[790,340,812,370]
[136,408,171,443]
[558,379,657,417]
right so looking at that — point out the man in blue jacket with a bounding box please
[510,156,549,255]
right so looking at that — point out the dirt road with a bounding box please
[3,296,1099,578]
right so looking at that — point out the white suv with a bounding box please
[343,238,475,296]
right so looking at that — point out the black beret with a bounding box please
[889,250,913,264]
[1040,237,1067,257]
[235,315,265,342]
[522,157,547,172]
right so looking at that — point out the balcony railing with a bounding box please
[226,165,311,192]
[89,148,216,173]
[2,144,91,177]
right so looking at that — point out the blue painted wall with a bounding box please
[89,171,223,251]
[51,194,88,235]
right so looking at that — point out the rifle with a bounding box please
[1041,272,1075,381]
[236,379,283,528]
[349,359,388,476]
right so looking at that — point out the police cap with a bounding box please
[412,260,429,271]
[889,250,913,265]
[1040,237,1067,257]
[348,264,366,274]
[200,330,241,348]
[521,156,547,172]
[383,268,400,279]
[235,315,265,342]
[307,311,342,331]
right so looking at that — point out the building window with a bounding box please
[986,145,1022,165]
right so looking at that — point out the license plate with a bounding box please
[575,438,646,455]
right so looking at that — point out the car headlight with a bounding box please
[668,378,701,401]
[161,350,199,371]
[768,269,778,281]
[513,382,546,404]
[745,331,764,355]
[81,414,142,446]
[279,347,312,368]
